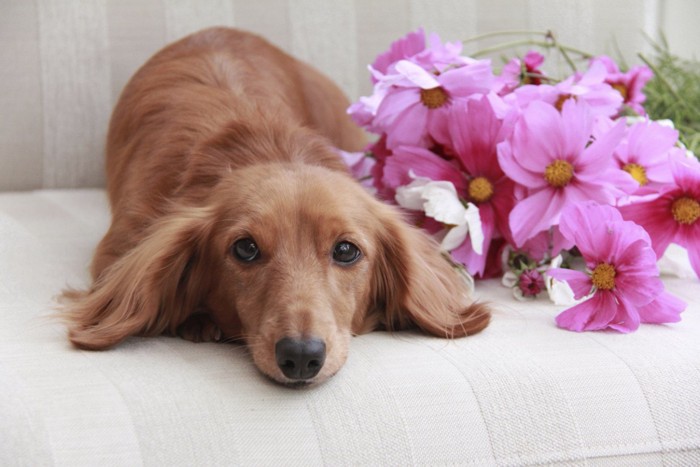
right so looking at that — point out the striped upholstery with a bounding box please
[0,189,698,464]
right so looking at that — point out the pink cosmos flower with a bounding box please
[349,29,481,134]
[497,99,634,247]
[518,269,545,297]
[372,59,494,149]
[611,120,679,193]
[444,95,516,276]
[499,51,547,93]
[371,28,472,80]
[507,60,624,117]
[371,28,427,82]
[619,156,700,278]
[591,55,653,115]
[381,96,515,276]
[548,202,686,332]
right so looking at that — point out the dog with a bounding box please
[62,27,489,386]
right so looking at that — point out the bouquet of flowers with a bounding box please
[342,29,700,333]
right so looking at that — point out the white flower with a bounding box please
[395,173,484,254]
[544,255,579,306]
[658,243,696,279]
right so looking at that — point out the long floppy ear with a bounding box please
[60,206,216,350]
[370,204,490,338]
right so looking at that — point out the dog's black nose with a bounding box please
[275,337,326,380]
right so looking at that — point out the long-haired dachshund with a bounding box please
[62,27,489,386]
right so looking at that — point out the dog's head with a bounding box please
[64,140,488,386]
[199,164,487,385]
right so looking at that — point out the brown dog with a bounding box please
[62,27,489,386]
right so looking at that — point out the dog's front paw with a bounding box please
[177,313,223,343]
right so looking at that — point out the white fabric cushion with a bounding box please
[1,189,699,465]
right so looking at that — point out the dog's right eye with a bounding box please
[232,238,260,262]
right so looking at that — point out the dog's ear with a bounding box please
[61,206,216,350]
[369,203,490,337]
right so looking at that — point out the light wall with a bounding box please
[0,0,697,190]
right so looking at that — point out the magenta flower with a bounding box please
[371,28,469,80]
[497,99,633,247]
[612,120,679,192]
[350,29,485,137]
[444,95,516,276]
[499,51,547,93]
[382,145,465,195]
[371,28,427,82]
[619,156,700,278]
[591,55,653,115]
[372,59,494,149]
[518,269,545,297]
[548,202,686,332]
[507,60,623,118]
[381,96,515,276]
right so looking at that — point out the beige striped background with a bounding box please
[1,0,698,190]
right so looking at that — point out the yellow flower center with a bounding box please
[468,176,494,203]
[612,83,628,101]
[591,263,616,290]
[544,160,574,188]
[671,196,700,225]
[420,87,449,109]
[554,93,575,112]
[623,163,648,186]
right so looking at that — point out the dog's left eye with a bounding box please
[232,238,260,262]
[332,241,361,265]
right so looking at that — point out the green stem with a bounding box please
[471,39,548,58]
[471,39,592,62]
[463,29,550,45]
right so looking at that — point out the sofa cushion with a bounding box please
[1,189,698,465]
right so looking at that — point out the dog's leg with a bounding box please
[176,312,223,343]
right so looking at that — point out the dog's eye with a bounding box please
[232,238,260,262]
[332,241,361,265]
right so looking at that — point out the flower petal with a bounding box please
[555,291,617,332]
[448,209,492,276]
[619,195,678,258]
[638,291,686,324]
[545,274,579,306]
[684,227,700,279]
[607,295,641,333]
[386,103,430,148]
[395,59,441,88]
[579,118,625,173]
[395,176,432,211]
[442,223,468,251]
[496,141,547,189]
[464,203,484,255]
[383,146,467,191]
[513,100,567,170]
[509,188,566,247]
[421,182,465,225]
[546,268,592,300]
[375,88,419,128]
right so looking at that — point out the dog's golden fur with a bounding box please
[61,27,489,385]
